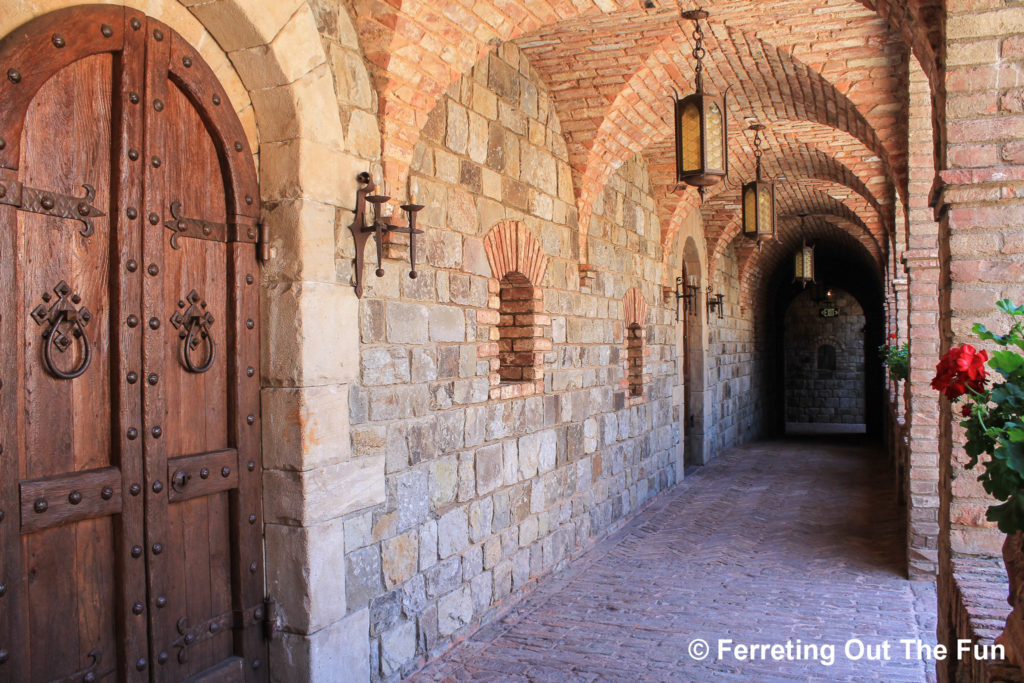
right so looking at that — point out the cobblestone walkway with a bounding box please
[409,437,938,682]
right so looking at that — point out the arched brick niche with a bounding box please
[622,287,649,403]
[481,220,551,399]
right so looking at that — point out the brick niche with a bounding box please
[622,287,649,403]
[482,219,551,399]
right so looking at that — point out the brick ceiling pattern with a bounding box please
[352,0,940,299]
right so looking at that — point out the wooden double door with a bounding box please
[0,6,266,681]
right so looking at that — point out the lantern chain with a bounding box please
[750,124,765,179]
[691,19,705,89]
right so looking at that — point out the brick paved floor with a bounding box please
[409,437,938,682]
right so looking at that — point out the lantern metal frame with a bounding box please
[348,171,424,298]
[672,9,729,202]
[791,212,815,288]
[741,123,776,249]
[674,276,701,321]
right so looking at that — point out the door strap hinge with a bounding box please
[0,180,105,237]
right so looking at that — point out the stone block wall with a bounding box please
[338,43,694,680]
[783,289,867,424]
[705,244,765,458]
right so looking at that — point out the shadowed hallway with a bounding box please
[411,438,937,681]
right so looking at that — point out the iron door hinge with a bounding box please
[258,223,271,263]
[263,597,281,641]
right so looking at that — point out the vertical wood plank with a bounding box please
[114,8,151,680]
[0,172,27,683]
[230,239,267,680]
[141,16,176,681]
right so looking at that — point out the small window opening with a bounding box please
[627,322,644,397]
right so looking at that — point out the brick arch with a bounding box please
[809,335,848,353]
[702,187,884,289]
[737,214,884,295]
[623,286,648,328]
[655,137,887,268]
[483,219,549,285]
[354,0,641,190]
[699,120,893,211]
[740,218,884,312]
[351,0,937,228]
[481,220,551,399]
[574,26,899,265]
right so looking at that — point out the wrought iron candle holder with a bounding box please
[706,285,725,319]
[348,171,424,298]
[674,276,700,321]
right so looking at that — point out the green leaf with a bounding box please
[974,323,1003,344]
[992,350,1024,375]
[987,495,1024,535]
[992,382,1024,406]
[996,440,1024,478]
[997,299,1024,316]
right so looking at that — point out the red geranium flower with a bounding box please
[962,404,972,418]
[932,344,988,400]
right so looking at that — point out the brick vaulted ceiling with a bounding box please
[353,0,941,288]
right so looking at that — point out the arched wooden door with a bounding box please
[0,6,266,681]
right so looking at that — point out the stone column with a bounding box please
[903,249,941,578]
[893,276,909,418]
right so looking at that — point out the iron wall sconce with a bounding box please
[347,170,424,298]
[706,285,725,319]
[674,276,700,321]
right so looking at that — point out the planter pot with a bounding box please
[998,531,1024,667]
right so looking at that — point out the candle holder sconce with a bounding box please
[674,277,701,321]
[348,171,424,298]
[706,285,725,319]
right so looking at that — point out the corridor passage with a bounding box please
[411,438,937,681]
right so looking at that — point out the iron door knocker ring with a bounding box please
[170,290,215,374]
[183,320,215,373]
[30,280,93,380]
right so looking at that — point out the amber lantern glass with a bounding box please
[794,233,815,287]
[673,10,728,191]
[741,124,775,246]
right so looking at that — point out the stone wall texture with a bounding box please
[784,289,866,425]
[2,1,978,681]
[705,244,763,458]
[334,43,742,679]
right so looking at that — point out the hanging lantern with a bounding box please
[673,9,728,199]
[742,123,775,248]
[794,240,815,288]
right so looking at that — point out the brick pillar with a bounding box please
[891,275,910,523]
[939,0,1024,559]
[904,250,941,577]
[893,276,909,417]
[934,7,1024,674]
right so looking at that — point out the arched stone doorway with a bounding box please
[682,236,707,469]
